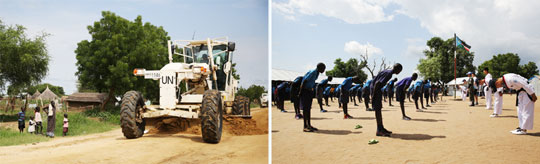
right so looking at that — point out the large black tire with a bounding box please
[232,96,247,115]
[120,91,146,139]
[243,97,251,115]
[201,90,223,143]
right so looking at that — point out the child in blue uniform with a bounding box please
[340,76,361,119]
[276,82,290,112]
[290,76,303,119]
[299,63,326,132]
[316,77,332,112]
[395,73,417,120]
[323,86,332,107]
[362,80,373,111]
[387,78,397,106]
[371,63,402,136]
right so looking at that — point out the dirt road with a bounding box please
[0,108,268,164]
[272,96,540,164]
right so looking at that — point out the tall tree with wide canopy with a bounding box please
[75,11,170,110]
[417,37,475,87]
[477,53,539,79]
[0,19,50,95]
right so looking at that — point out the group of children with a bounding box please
[273,64,536,136]
[16,101,69,137]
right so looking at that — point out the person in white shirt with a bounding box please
[34,107,43,134]
[28,116,36,134]
[492,73,537,135]
[483,68,493,109]
[460,80,468,101]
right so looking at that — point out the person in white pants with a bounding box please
[492,73,537,135]
[483,68,493,109]
[490,86,503,117]
[460,80,468,101]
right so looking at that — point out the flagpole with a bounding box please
[454,33,457,99]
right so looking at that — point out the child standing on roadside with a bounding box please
[18,107,25,133]
[34,107,43,134]
[28,116,36,134]
[63,113,69,136]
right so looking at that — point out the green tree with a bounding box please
[478,53,539,79]
[418,37,475,85]
[326,58,368,82]
[0,19,50,95]
[25,83,65,96]
[75,11,170,110]
[236,85,266,103]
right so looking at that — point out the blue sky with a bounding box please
[0,0,268,94]
[272,0,540,81]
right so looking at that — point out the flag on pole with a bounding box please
[455,35,471,52]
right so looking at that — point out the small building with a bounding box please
[66,92,109,110]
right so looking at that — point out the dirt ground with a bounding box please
[0,107,268,164]
[272,95,540,164]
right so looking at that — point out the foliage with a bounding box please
[417,37,475,84]
[75,11,171,107]
[0,19,50,95]
[325,58,368,82]
[478,53,539,79]
[236,85,266,103]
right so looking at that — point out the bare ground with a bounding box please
[272,95,540,164]
[0,107,268,164]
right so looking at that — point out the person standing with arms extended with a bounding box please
[299,63,325,132]
[371,63,402,136]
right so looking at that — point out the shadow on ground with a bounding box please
[390,133,446,140]
[314,129,362,135]
[410,118,446,122]
[421,111,447,114]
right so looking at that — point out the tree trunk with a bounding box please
[101,88,115,111]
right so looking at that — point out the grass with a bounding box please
[0,127,50,146]
[0,105,121,146]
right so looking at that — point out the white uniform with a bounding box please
[484,73,493,109]
[493,87,503,115]
[503,73,535,130]
[460,85,468,101]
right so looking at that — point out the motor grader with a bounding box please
[120,37,250,143]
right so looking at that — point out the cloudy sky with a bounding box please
[0,0,268,94]
[272,0,540,81]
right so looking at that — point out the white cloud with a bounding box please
[404,38,427,58]
[395,0,540,67]
[273,0,394,24]
[344,41,383,58]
